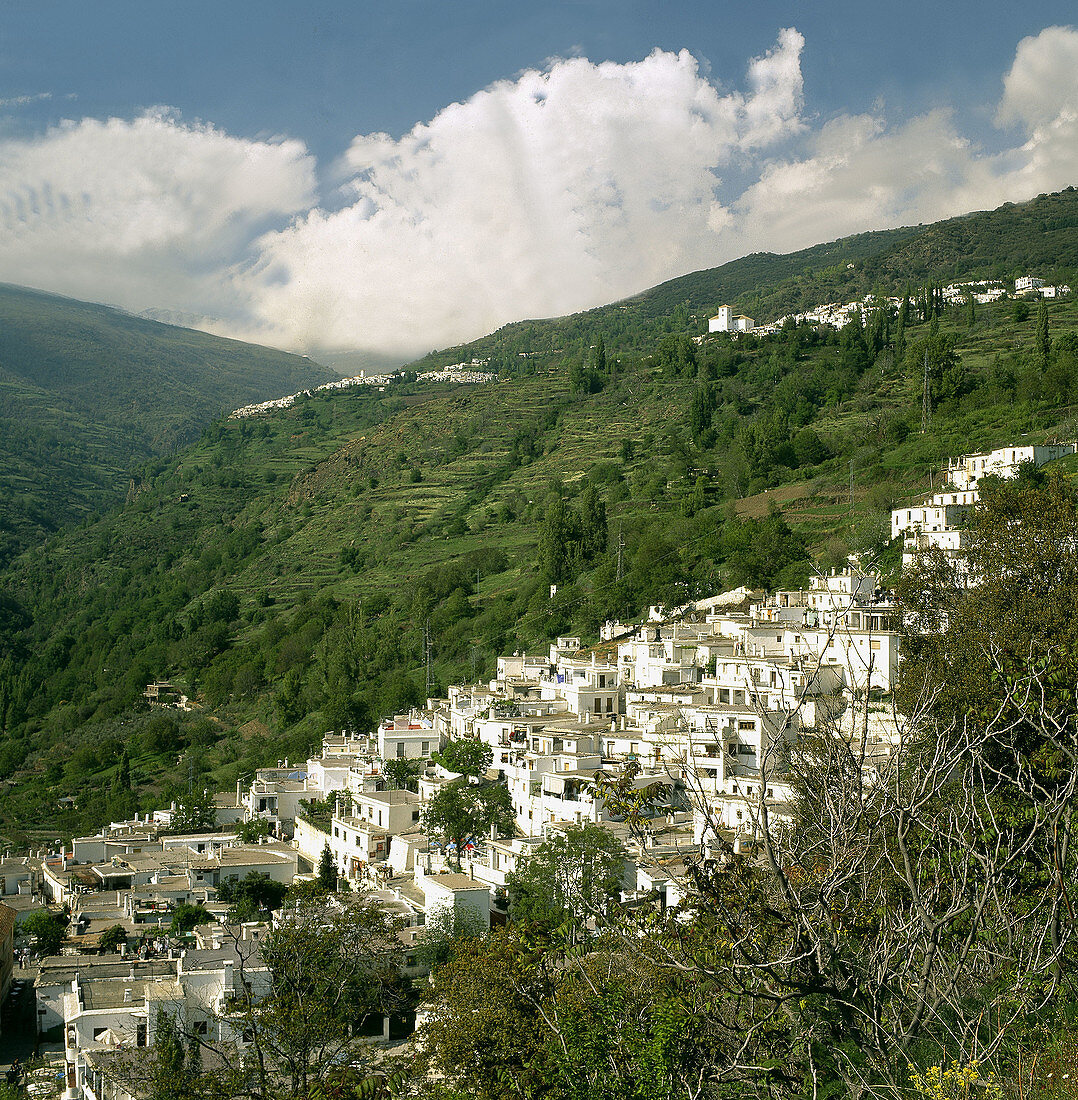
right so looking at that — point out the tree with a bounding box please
[1036,296,1052,373]
[424,778,514,864]
[578,483,608,559]
[103,897,409,1100]
[21,909,67,956]
[169,902,210,937]
[235,817,271,844]
[217,871,288,921]
[381,756,422,791]
[318,844,338,891]
[537,496,576,584]
[506,824,627,940]
[432,738,492,778]
[98,924,128,953]
[905,331,966,405]
[236,896,408,1098]
[169,787,216,834]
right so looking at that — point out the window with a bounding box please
[194,1021,209,1036]
[412,810,421,822]
[421,741,430,755]
[396,743,405,759]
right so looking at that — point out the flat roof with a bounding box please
[422,873,487,893]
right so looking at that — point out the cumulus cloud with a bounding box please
[235,32,806,354]
[0,111,315,317]
[721,26,1078,262]
[2,26,1078,359]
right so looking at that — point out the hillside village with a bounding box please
[0,437,1069,1097]
[708,273,1070,336]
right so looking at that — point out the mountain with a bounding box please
[0,283,340,565]
[412,187,1078,373]
[1,188,1078,842]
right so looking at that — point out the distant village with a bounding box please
[0,434,1071,1096]
[229,275,1069,423]
[706,273,1070,336]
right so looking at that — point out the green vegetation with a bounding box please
[420,477,1078,1100]
[20,908,68,955]
[1,190,1078,845]
[108,898,410,1100]
[423,779,514,865]
[0,282,338,565]
[217,871,289,921]
[505,823,627,939]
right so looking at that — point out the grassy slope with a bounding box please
[414,188,1078,374]
[4,189,1078,841]
[0,283,339,564]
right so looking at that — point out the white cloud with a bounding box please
[0,92,52,109]
[723,25,1078,261]
[236,33,806,355]
[1,26,1078,359]
[0,110,315,317]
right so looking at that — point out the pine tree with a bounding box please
[1036,297,1051,372]
[591,334,607,375]
[318,844,337,891]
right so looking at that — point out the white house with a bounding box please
[708,306,755,333]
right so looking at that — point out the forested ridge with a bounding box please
[0,282,339,566]
[0,189,1078,1098]
[0,191,1077,840]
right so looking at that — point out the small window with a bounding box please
[194,1021,209,1037]
[412,810,420,822]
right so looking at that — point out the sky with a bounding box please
[3,1,1078,363]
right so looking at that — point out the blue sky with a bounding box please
[2,2,1078,360]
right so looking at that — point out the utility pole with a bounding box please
[424,619,432,695]
[921,349,931,434]
[615,523,624,581]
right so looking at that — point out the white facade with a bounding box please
[893,442,1077,569]
[708,305,755,333]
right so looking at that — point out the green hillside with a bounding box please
[413,187,1078,374]
[0,283,339,565]
[2,189,1078,841]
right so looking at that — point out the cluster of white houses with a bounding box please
[890,441,1077,568]
[34,438,1073,1098]
[32,560,905,1099]
[709,275,1069,340]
